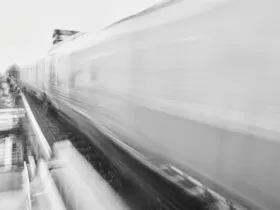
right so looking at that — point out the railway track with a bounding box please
[25,92,230,210]
[23,90,249,210]
[25,93,173,210]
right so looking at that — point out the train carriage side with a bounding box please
[20,63,37,94]
[17,0,280,209]
[44,39,88,113]
[20,59,46,99]
[36,58,47,100]
[44,55,61,110]
[53,0,280,209]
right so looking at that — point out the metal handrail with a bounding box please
[21,93,51,160]
[23,161,32,210]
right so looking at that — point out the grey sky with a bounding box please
[0,0,156,72]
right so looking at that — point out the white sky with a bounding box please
[0,0,156,72]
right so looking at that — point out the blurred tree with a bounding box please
[6,64,20,80]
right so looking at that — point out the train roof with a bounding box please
[49,32,88,54]
[26,0,230,62]
[46,0,181,56]
[104,0,180,30]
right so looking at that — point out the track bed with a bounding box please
[25,92,225,210]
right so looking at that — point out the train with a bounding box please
[17,0,280,209]
[52,29,80,45]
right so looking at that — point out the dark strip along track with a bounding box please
[25,92,215,210]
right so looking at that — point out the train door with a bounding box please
[38,59,44,93]
[49,55,61,109]
[56,54,71,99]
[67,50,98,111]
[43,57,51,94]
[36,61,40,90]
[68,52,83,109]
[49,56,57,92]
[40,59,46,93]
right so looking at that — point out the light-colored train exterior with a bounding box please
[20,0,280,209]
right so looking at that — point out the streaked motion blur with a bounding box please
[17,0,280,209]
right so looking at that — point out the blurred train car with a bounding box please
[19,0,280,209]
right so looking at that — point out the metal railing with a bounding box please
[22,161,32,210]
[21,93,51,160]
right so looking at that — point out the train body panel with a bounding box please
[19,0,280,209]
